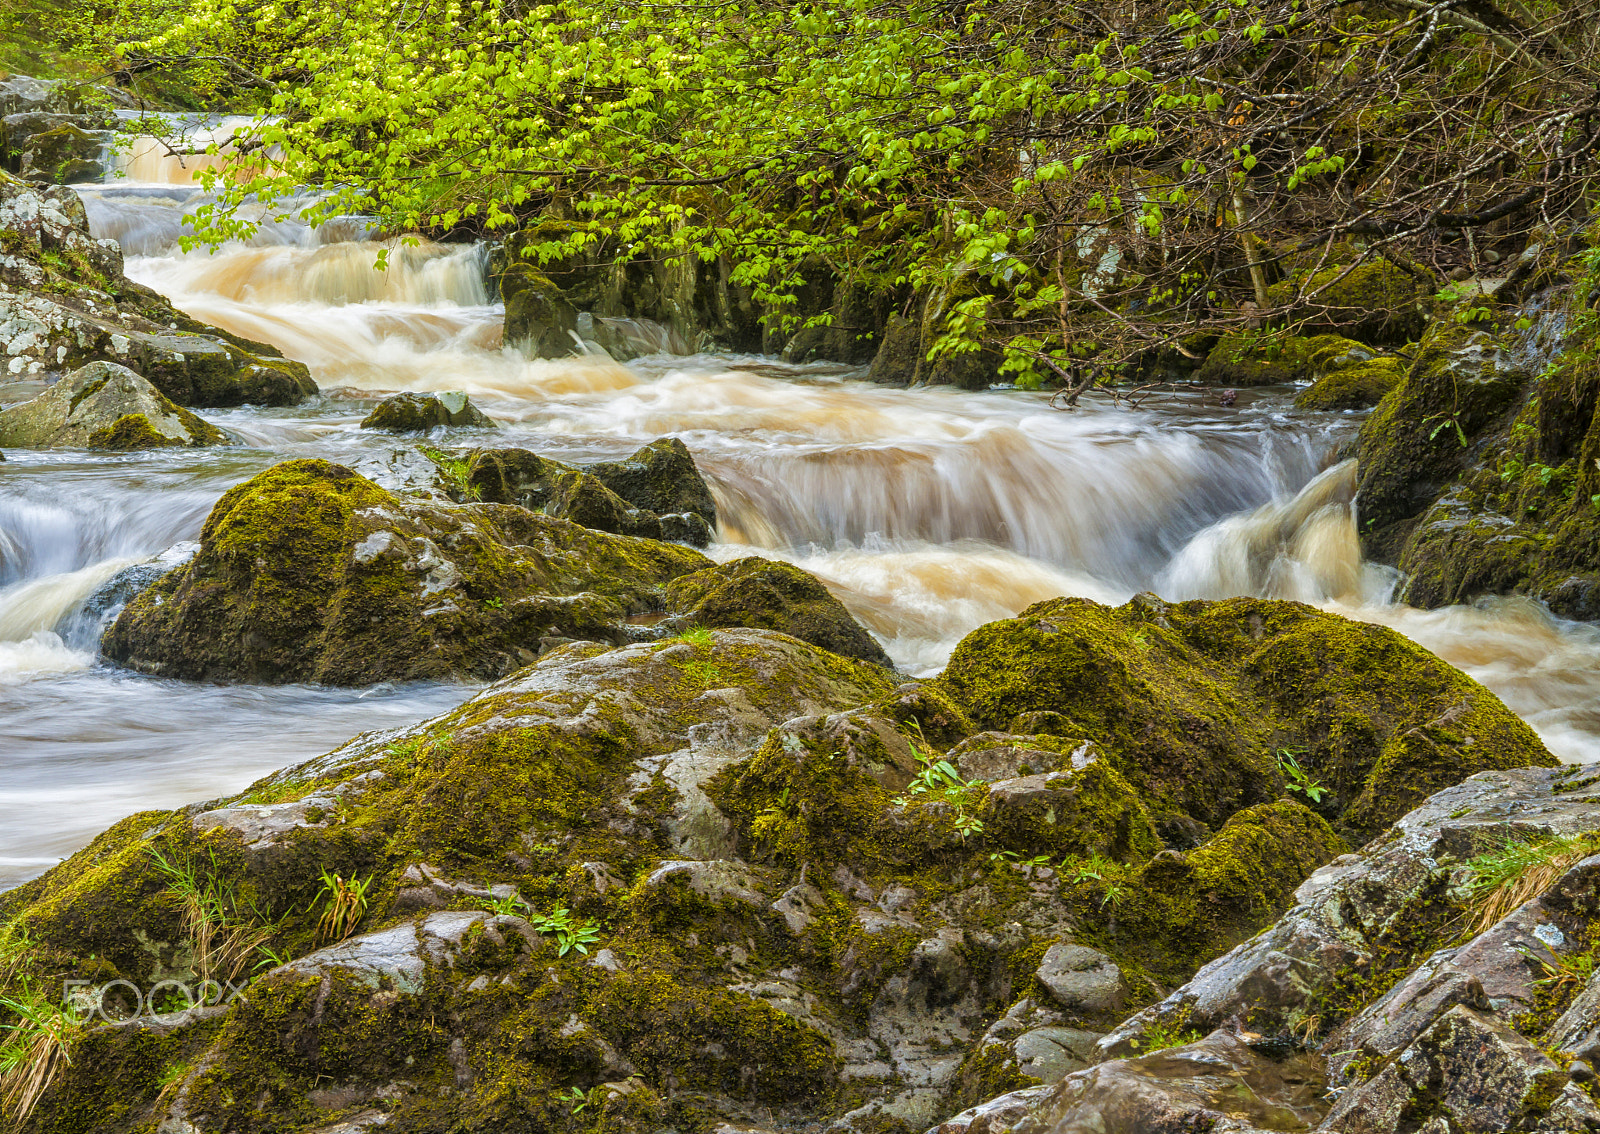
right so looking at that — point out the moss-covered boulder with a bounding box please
[102,458,713,684]
[662,556,891,666]
[0,360,227,449]
[0,169,316,405]
[359,390,494,431]
[929,594,1554,840]
[1295,354,1403,410]
[1269,255,1430,345]
[1353,272,1600,617]
[1194,330,1397,391]
[468,439,716,546]
[1355,319,1535,560]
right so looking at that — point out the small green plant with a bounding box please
[1275,749,1329,804]
[673,626,714,648]
[482,893,530,917]
[254,944,292,971]
[1129,1011,1203,1053]
[953,810,985,840]
[314,870,374,944]
[482,596,504,610]
[1423,411,1469,448]
[529,908,602,957]
[561,1085,597,1113]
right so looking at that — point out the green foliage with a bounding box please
[527,907,601,957]
[1464,832,1598,934]
[148,845,277,982]
[0,978,80,1125]
[142,0,1597,374]
[1275,749,1329,805]
[313,869,373,944]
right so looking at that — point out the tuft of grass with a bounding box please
[673,626,715,648]
[147,847,276,984]
[0,981,79,1126]
[1464,832,1598,936]
[314,870,374,944]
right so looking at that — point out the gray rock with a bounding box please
[1036,943,1124,1014]
[949,733,1088,783]
[0,361,226,449]
[1014,1030,1325,1134]
[1097,765,1600,1059]
[1012,1027,1099,1081]
[359,391,494,432]
[644,859,772,909]
[1321,1005,1596,1133]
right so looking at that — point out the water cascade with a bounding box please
[3,126,1600,886]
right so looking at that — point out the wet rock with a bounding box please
[949,733,1089,783]
[0,360,227,449]
[0,169,316,404]
[467,440,716,546]
[1035,943,1125,1014]
[588,436,719,527]
[359,390,494,432]
[1295,355,1403,411]
[929,1086,1054,1134]
[64,540,199,644]
[1010,1030,1328,1134]
[102,457,714,684]
[662,556,892,666]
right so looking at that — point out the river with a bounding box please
[2,128,1598,890]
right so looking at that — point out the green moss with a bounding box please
[1296,357,1403,410]
[1195,332,1360,386]
[85,413,181,451]
[665,557,891,666]
[1110,800,1348,980]
[102,458,714,684]
[1269,257,1428,345]
[930,595,1553,841]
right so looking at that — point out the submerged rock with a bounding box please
[359,390,495,431]
[0,360,226,449]
[0,170,316,405]
[102,458,713,684]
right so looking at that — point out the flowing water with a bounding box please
[4,130,1600,888]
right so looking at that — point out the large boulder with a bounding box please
[0,360,226,449]
[929,594,1554,842]
[587,436,720,527]
[662,556,892,666]
[0,170,316,405]
[2,110,115,184]
[102,458,714,684]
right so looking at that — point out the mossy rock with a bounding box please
[101,458,713,684]
[1355,319,1533,558]
[359,390,494,431]
[587,437,719,528]
[1295,356,1403,410]
[663,556,891,666]
[0,360,227,449]
[1195,332,1371,387]
[1269,257,1429,345]
[468,440,716,546]
[929,594,1554,839]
